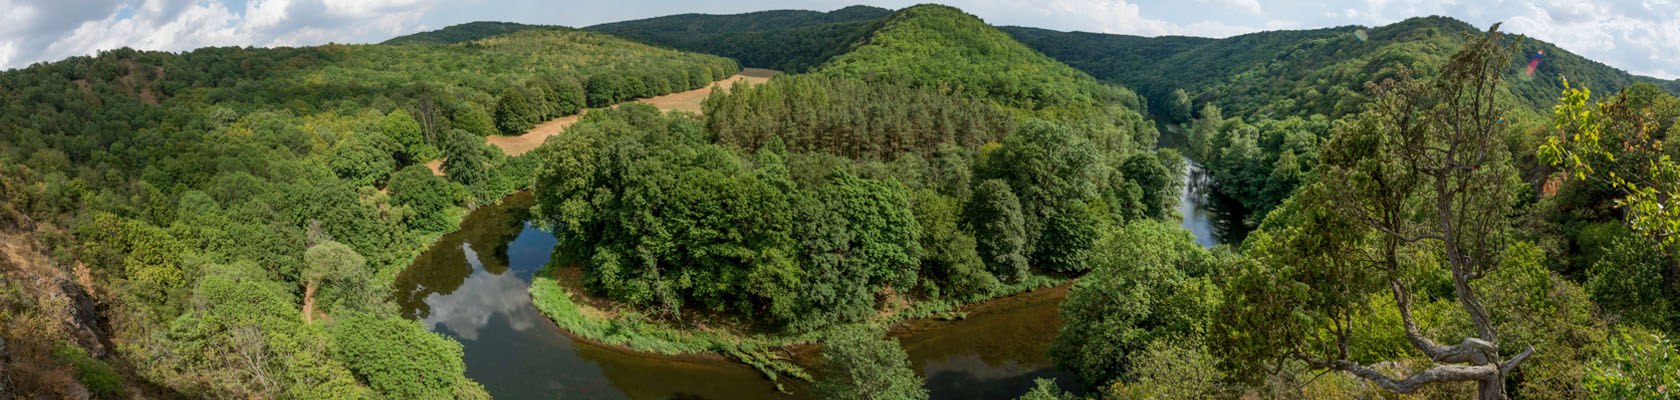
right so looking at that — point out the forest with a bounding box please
[1,2,1678,400]
[0,26,735,398]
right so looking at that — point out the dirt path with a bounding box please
[302,282,316,323]
[486,68,778,157]
[425,159,445,176]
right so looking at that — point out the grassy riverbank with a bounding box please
[527,262,1069,387]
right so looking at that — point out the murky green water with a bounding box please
[392,176,1235,399]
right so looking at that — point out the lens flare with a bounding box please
[1354,29,1369,42]
[1524,49,1544,76]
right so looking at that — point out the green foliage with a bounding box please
[1586,232,1677,333]
[977,120,1106,272]
[387,165,463,232]
[154,261,373,399]
[0,15,739,397]
[282,177,395,262]
[819,5,1137,111]
[328,138,397,187]
[532,75,586,117]
[51,343,125,399]
[965,179,1029,283]
[812,326,929,400]
[1017,378,1077,400]
[814,171,925,293]
[378,109,434,163]
[1187,107,1328,218]
[534,107,805,324]
[1010,16,1679,119]
[304,241,378,315]
[1214,29,1546,397]
[1541,81,1680,263]
[1104,338,1226,399]
[587,6,894,72]
[1477,241,1609,398]
[493,87,539,135]
[911,190,997,299]
[447,101,497,138]
[1167,88,1194,123]
[1585,331,1680,400]
[1120,152,1174,219]
[116,217,191,299]
[703,74,1013,160]
[1051,220,1218,387]
[381,21,550,45]
[329,313,468,399]
[440,128,491,187]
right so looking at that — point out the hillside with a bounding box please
[381,21,552,45]
[817,4,1141,112]
[0,27,734,399]
[1006,16,1680,117]
[585,6,891,72]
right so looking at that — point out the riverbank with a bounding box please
[527,261,1069,387]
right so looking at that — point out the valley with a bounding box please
[2,2,1677,400]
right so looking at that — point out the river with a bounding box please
[1176,159,1251,247]
[392,161,1238,399]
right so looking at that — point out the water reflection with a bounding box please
[394,191,1112,399]
[1177,160,1251,248]
[894,284,1082,400]
[392,193,781,400]
[422,243,542,340]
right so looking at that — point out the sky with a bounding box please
[2,0,1678,79]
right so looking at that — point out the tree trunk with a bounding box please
[1478,376,1503,400]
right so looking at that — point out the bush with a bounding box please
[52,343,125,399]
[813,326,928,400]
[1585,330,1680,399]
[329,313,467,399]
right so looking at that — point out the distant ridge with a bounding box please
[585,5,892,72]
[1003,16,1680,116]
[382,21,557,45]
[817,4,1141,111]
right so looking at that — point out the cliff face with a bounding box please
[0,228,123,398]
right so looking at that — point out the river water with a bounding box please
[393,162,1237,399]
[1176,160,1251,247]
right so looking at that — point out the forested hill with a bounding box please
[585,6,892,72]
[1006,16,1680,117]
[818,4,1144,112]
[381,21,552,45]
[0,27,735,399]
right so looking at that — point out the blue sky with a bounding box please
[2,0,1678,79]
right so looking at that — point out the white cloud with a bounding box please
[1,0,435,70]
[419,243,541,341]
[1201,0,1263,14]
[965,0,1258,37]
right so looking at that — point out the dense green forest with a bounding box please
[587,6,894,73]
[0,26,733,398]
[1007,16,1680,118]
[1010,16,1680,231]
[1037,24,1680,400]
[379,21,550,45]
[527,4,1176,340]
[3,3,1679,400]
